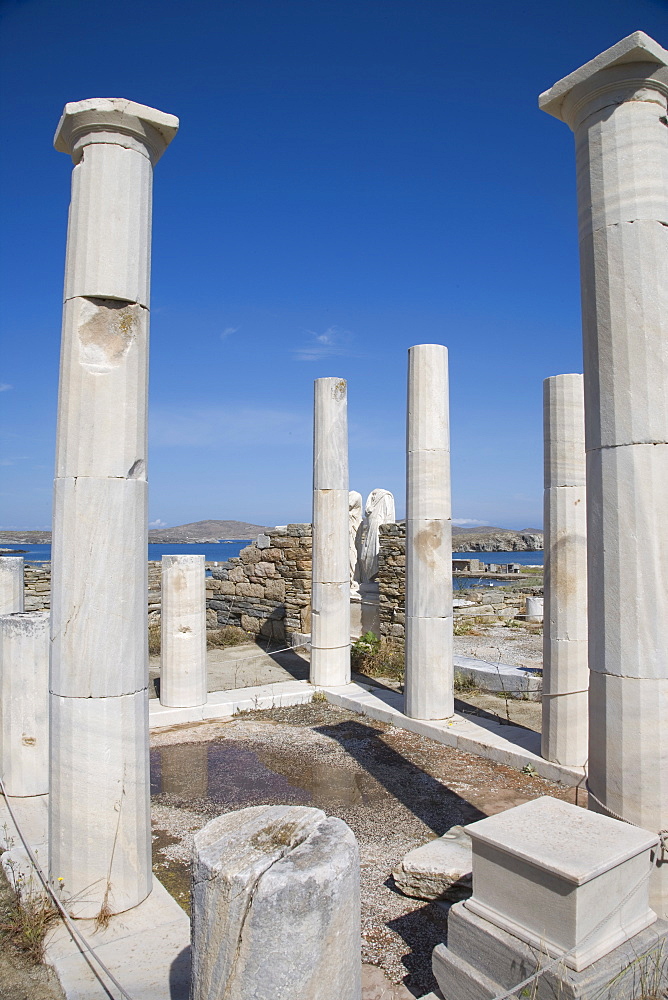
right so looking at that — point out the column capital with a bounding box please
[54,98,179,165]
[539,31,668,130]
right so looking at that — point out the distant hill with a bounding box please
[0,519,270,546]
[452,526,543,551]
[148,520,270,542]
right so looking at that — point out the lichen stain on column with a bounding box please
[77,297,143,373]
[414,520,444,571]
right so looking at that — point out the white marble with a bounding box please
[359,488,396,583]
[311,378,350,687]
[0,612,49,796]
[393,825,472,901]
[191,805,361,1000]
[50,476,147,698]
[542,375,588,767]
[50,98,177,918]
[49,689,152,918]
[465,796,658,972]
[348,490,363,596]
[405,344,453,721]
[0,556,24,615]
[541,37,668,915]
[55,296,148,479]
[160,555,207,708]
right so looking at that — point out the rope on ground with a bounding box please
[0,776,135,1000]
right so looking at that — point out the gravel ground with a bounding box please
[151,700,578,998]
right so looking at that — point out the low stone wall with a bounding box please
[23,565,51,611]
[377,523,529,643]
[207,525,312,643]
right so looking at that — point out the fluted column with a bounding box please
[310,378,350,686]
[542,375,588,767]
[50,99,178,917]
[160,554,207,708]
[404,344,453,720]
[541,32,668,916]
[0,557,24,615]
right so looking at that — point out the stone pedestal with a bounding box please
[359,582,380,636]
[310,378,350,686]
[0,557,24,616]
[50,99,178,917]
[0,612,49,796]
[191,805,361,1000]
[433,797,665,1000]
[540,32,668,917]
[542,375,588,767]
[404,344,453,720]
[160,555,207,708]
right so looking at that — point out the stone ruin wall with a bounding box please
[376,522,529,643]
[21,521,531,641]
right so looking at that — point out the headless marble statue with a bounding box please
[360,489,396,583]
[349,491,363,597]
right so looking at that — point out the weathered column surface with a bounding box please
[0,612,49,796]
[310,377,350,686]
[191,805,361,1000]
[50,99,178,917]
[541,32,668,916]
[0,557,24,616]
[404,344,453,720]
[542,374,588,767]
[160,554,207,708]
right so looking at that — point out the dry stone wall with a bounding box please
[207,525,312,643]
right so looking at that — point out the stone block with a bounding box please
[240,614,262,633]
[256,533,271,548]
[404,616,453,720]
[312,489,349,582]
[191,805,360,1000]
[236,583,264,598]
[49,689,152,917]
[264,579,286,601]
[393,825,472,901]
[0,611,49,796]
[405,518,452,618]
[464,796,658,971]
[50,476,147,697]
[406,449,451,521]
[227,566,245,583]
[313,377,348,490]
[55,296,148,479]
[0,556,24,616]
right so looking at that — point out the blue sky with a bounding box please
[2,0,667,530]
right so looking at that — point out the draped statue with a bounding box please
[348,491,363,596]
[360,489,396,583]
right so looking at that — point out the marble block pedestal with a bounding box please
[433,796,665,1000]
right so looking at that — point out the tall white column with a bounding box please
[541,32,668,916]
[542,375,588,767]
[0,612,49,796]
[160,554,207,708]
[50,99,178,917]
[404,344,453,720]
[0,557,24,615]
[310,377,350,686]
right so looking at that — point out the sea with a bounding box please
[0,541,251,565]
[453,549,543,590]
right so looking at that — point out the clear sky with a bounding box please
[1,0,666,531]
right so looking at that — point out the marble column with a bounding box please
[404,344,453,720]
[0,557,24,615]
[160,554,207,708]
[541,32,668,916]
[310,378,350,686]
[0,612,49,796]
[50,99,178,917]
[542,375,588,767]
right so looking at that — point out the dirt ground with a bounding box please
[0,871,65,1000]
[150,700,578,998]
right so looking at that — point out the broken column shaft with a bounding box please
[160,554,207,708]
[404,344,453,720]
[50,99,178,917]
[540,32,668,917]
[310,377,350,686]
[0,557,24,615]
[542,374,588,767]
